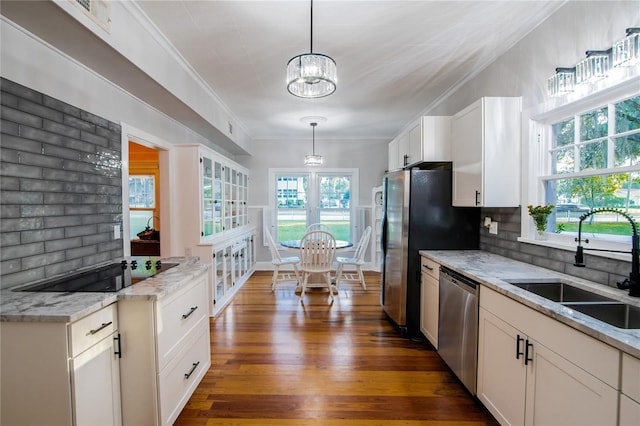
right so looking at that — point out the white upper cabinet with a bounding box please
[451,97,521,207]
[173,145,250,252]
[388,116,451,171]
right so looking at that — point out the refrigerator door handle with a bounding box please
[381,214,388,256]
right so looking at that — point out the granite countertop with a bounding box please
[0,257,209,323]
[419,250,640,358]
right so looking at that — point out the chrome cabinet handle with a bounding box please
[88,321,112,335]
[184,361,200,379]
[475,190,481,206]
[182,306,198,319]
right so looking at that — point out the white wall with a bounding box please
[426,1,638,115]
[238,138,388,207]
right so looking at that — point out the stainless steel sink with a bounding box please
[503,279,639,329]
[506,280,616,303]
[563,302,640,330]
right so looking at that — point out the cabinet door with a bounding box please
[224,246,233,293]
[452,100,482,206]
[71,334,122,426]
[420,272,439,348]
[524,339,618,426]
[214,161,223,234]
[201,156,215,238]
[397,132,411,168]
[407,123,422,166]
[387,138,399,171]
[422,116,451,161]
[620,394,640,426]
[477,308,527,426]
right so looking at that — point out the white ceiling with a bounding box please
[136,0,563,142]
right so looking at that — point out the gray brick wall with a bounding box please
[480,207,632,289]
[0,78,123,289]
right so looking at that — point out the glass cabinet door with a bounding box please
[214,161,223,234]
[201,157,214,238]
[231,169,238,228]
[213,248,225,307]
[224,246,233,293]
[224,166,232,231]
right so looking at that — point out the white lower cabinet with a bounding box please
[71,332,122,425]
[420,256,440,348]
[196,228,256,317]
[119,271,211,426]
[0,303,121,425]
[620,353,640,425]
[477,286,619,425]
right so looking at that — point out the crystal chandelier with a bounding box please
[286,0,337,98]
[304,122,323,165]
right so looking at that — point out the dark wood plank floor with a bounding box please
[174,271,498,425]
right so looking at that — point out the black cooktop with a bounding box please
[20,258,179,293]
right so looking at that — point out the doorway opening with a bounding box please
[129,142,161,256]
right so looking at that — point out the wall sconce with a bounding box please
[613,27,640,68]
[547,67,575,97]
[575,49,611,85]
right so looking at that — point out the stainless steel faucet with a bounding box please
[573,208,640,297]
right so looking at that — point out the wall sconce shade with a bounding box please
[613,28,640,68]
[548,67,575,97]
[575,49,611,85]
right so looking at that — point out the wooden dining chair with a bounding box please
[306,223,332,233]
[265,229,301,291]
[335,226,371,290]
[298,230,337,300]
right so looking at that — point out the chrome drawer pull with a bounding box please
[184,361,200,379]
[182,306,198,319]
[88,321,112,335]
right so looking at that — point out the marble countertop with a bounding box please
[0,257,209,323]
[419,250,640,358]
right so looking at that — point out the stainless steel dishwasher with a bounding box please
[437,267,479,395]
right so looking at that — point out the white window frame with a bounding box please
[268,168,359,243]
[521,75,640,261]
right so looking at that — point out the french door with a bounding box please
[270,169,357,243]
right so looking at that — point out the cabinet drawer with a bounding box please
[69,303,118,358]
[158,319,210,425]
[622,353,640,402]
[156,275,208,371]
[420,256,440,280]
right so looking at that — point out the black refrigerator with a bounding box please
[381,163,480,337]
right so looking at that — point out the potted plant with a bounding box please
[527,204,554,240]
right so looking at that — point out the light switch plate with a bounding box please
[113,225,121,239]
[489,221,498,234]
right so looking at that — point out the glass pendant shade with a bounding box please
[548,67,575,97]
[304,154,323,165]
[304,122,323,166]
[287,53,337,98]
[575,50,611,85]
[613,28,640,68]
[286,0,336,98]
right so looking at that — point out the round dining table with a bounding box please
[279,239,353,294]
[279,239,353,250]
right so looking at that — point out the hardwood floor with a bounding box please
[174,271,498,425]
